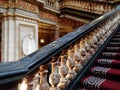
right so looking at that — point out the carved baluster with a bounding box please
[97,29,103,45]
[85,36,91,61]
[80,38,87,65]
[20,78,28,90]
[58,50,68,89]
[92,32,98,50]
[39,65,49,90]
[33,73,40,90]
[73,43,82,72]
[49,57,60,90]
[66,46,76,81]
[88,33,95,55]
[80,47,86,65]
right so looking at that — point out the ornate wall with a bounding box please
[0,0,39,62]
[0,0,59,62]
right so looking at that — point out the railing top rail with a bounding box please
[0,5,120,84]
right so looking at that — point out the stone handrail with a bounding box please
[0,6,120,90]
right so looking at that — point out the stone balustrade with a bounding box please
[44,0,59,12]
[60,0,116,14]
[18,10,120,90]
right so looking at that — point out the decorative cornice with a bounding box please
[60,7,101,20]
[0,7,7,14]
[40,18,57,25]
[14,8,39,21]
[2,15,38,24]
[60,14,90,23]
[15,16,38,24]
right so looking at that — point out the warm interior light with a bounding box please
[35,85,39,90]
[40,39,45,43]
[20,79,27,90]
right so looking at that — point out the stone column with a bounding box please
[54,25,60,40]
[1,15,15,62]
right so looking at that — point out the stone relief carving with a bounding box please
[22,32,36,56]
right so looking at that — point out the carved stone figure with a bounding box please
[22,32,36,56]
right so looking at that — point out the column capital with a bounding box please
[55,24,60,30]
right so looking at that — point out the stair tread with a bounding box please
[105,47,120,52]
[97,59,120,68]
[101,52,120,59]
[77,88,87,90]
[81,76,120,90]
[90,66,120,81]
[102,52,120,54]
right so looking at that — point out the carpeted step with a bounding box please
[100,52,120,59]
[97,59,120,68]
[112,37,120,41]
[105,47,120,52]
[81,76,120,90]
[77,29,120,90]
[114,34,120,37]
[77,88,87,90]
[90,66,120,81]
[109,42,120,46]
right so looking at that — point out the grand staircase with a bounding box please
[1,5,120,90]
[77,26,120,90]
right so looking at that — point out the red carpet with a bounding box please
[100,80,120,90]
[97,59,120,68]
[81,76,120,90]
[77,30,120,89]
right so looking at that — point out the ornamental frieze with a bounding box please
[0,0,7,8]
[16,0,38,14]
[39,11,58,22]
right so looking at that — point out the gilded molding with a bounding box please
[15,16,38,24]
[0,7,7,13]
[15,8,39,21]
[16,0,39,14]
[61,14,90,23]
[0,0,7,8]
[2,15,38,24]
